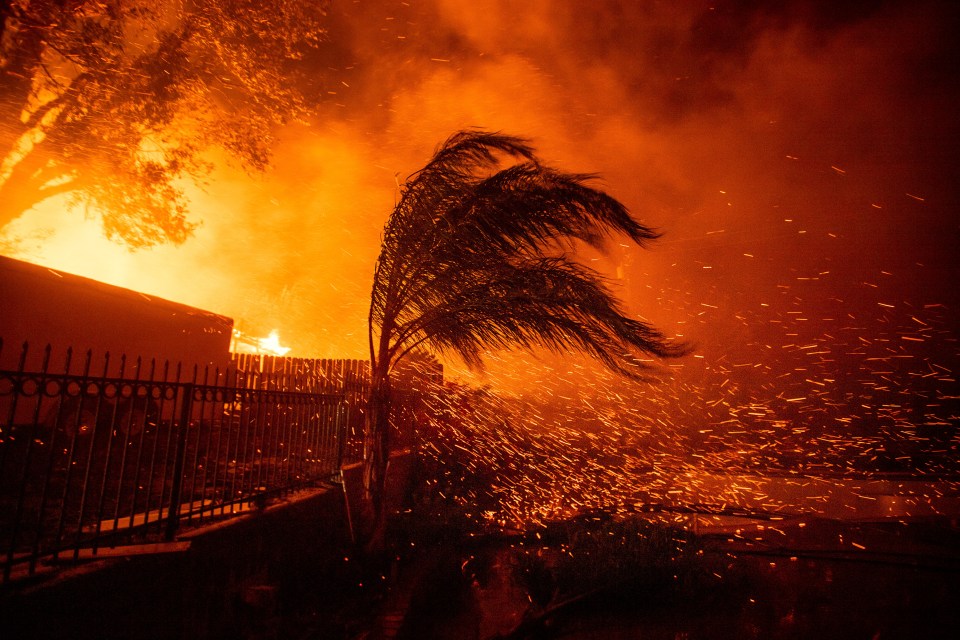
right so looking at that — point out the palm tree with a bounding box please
[364,130,686,534]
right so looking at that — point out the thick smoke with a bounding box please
[5,0,958,375]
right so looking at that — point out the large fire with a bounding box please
[231,328,292,356]
[1,0,957,528]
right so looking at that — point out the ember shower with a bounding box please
[2,1,958,519]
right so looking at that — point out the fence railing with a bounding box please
[0,343,367,585]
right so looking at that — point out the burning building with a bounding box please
[0,254,233,377]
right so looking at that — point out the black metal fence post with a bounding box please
[2,356,398,582]
[165,383,194,541]
[335,401,348,473]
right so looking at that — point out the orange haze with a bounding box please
[3,0,957,400]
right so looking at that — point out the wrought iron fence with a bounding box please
[0,342,365,584]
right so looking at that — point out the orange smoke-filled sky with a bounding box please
[4,0,958,376]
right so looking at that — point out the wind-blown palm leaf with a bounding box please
[370,132,537,330]
[360,130,686,535]
[390,256,683,379]
[369,129,685,377]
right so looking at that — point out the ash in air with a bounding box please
[1,1,957,525]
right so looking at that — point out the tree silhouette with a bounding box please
[0,0,327,247]
[364,130,687,533]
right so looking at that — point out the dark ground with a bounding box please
[543,525,960,639]
[3,491,958,639]
[343,515,960,640]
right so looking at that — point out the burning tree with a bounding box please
[365,130,687,536]
[0,0,327,247]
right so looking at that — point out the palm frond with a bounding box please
[370,131,536,341]
[369,129,686,377]
[391,256,683,380]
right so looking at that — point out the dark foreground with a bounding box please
[2,488,958,639]
[369,514,960,640]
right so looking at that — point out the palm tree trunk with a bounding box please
[365,375,391,506]
[362,363,392,547]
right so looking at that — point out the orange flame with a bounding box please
[231,328,291,356]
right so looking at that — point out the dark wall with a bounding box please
[0,488,352,640]
[0,255,233,376]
